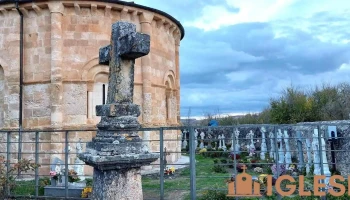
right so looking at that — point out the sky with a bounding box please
[133,0,350,119]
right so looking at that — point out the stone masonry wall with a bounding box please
[0,0,183,174]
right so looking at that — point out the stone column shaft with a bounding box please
[140,13,153,125]
[48,3,64,160]
[49,3,63,127]
[175,36,180,124]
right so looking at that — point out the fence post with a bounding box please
[317,126,326,200]
[17,129,22,178]
[273,126,281,200]
[189,127,196,200]
[6,131,11,197]
[232,127,238,200]
[65,131,69,199]
[35,131,39,198]
[159,127,164,200]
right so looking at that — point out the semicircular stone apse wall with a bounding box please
[0,0,184,174]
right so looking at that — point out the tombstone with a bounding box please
[194,129,199,148]
[50,157,65,186]
[305,138,312,174]
[277,129,284,164]
[247,130,255,156]
[222,134,227,151]
[321,136,331,186]
[260,127,267,160]
[218,135,222,149]
[296,131,304,170]
[312,129,321,175]
[182,130,188,149]
[74,138,85,181]
[234,129,240,154]
[206,130,212,149]
[269,132,276,160]
[199,132,205,149]
[283,130,292,168]
[78,21,158,200]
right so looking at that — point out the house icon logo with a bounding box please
[227,165,262,197]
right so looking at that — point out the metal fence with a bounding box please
[0,123,349,199]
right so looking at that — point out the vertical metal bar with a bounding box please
[17,129,22,177]
[102,84,105,105]
[317,126,326,200]
[35,131,39,198]
[6,131,11,197]
[65,131,69,199]
[232,127,237,200]
[159,128,164,200]
[273,126,281,200]
[189,127,196,200]
[330,131,336,171]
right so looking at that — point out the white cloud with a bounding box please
[184,0,298,31]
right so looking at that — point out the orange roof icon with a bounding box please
[227,165,262,197]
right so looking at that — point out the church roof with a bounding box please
[0,0,185,40]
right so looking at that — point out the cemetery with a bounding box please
[0,0,349,200]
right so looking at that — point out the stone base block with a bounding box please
[92,168,143,200]
[44,186,84,198]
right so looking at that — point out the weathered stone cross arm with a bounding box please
[96,22,150,119]
[99,30,150,65]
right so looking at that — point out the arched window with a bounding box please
[164,72,176,123]
[91,73,108,123]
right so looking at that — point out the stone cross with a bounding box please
[234,129,240,153]
[296,131,304,170]
[74,138,85,181]
[269,132,276,160]
[283,130,292,168]
[194,129,198,148]
[79,21,158,200]
[199,132,205,149]
[221,134,227,151]
[182,130,188,149]
[260,127,267,160]
[277,129,284,164]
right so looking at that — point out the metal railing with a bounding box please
[0,122,349,199]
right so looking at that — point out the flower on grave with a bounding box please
[271,164,286,177]
[68,169,80,183]
[254,167,263,173]
[169,167,176,173]
[258,174,269,184]
[81,186,93,198]
[50,170,62,181]
[164,167,175,175]
[248,147,256,157]
[288,164,296,171]
[199,148,207,154]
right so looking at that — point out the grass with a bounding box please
[142,154,250,199]
[9,154,282,199]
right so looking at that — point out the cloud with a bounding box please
[133,0,350,117]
